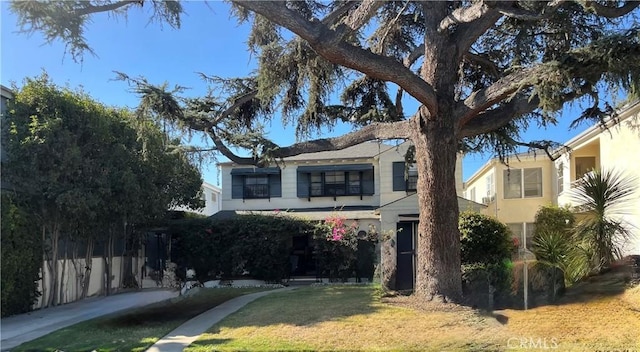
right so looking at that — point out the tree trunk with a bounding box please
[58,240,68,304]
[411,106,462,303]
[81,238,94,299]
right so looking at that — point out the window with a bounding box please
[211,192,217,202]
[575,156,596,179]
[469,187,476,202]
[523,168,542,197]
[392,162,418,192]
[231,167,281,200]
[508,222,536,251]
[298,164,374,199]
[557,162,564,194]
[309,171,360,197]
[503,169,522,199]
[244,175,269,198]
[482,173,496,204]
[503,168,542,199]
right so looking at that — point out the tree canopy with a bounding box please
[10,0,640,302]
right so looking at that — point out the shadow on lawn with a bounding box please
[555,267,634,306]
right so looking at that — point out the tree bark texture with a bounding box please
[411,106,462,303]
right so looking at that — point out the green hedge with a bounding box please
[170,215,315,283]
[1,194,42,317]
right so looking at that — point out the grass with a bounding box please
[13,287,271,352]
[187,282,640,352]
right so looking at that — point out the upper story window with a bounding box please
[231,168,281,200]
[392,162,418,192]
[503,167,542,199]
[557,162,564,194]
[298,164,374,200]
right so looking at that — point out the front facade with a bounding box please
[464,100,640,256]
[463,153,555,250]
[219,141,484,288]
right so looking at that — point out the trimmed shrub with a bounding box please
[170,214,314,283]
[459,211,514,265]
[459,212,515,307]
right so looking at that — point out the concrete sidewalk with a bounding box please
[147,287,295,352]
[0,289,179,351]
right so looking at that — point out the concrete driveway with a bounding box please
[0,289,179,351]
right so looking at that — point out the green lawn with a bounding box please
[13,287,271,352]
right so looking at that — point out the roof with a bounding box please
[218,141,398,166]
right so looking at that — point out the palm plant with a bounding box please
[532,230,571,302]
[571,169,638,274]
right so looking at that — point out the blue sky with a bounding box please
[1,1,593,185]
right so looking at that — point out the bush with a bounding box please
[533,205,574,240]
[459,212,515,306]
[459,212,514,265]
[171,215,314,283]
[1,194,42,317]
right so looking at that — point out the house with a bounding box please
[463,152,555,250]
[171,181,222,216]
[554,100,640,256]
[218,141,485,289]
[463,100,640,256]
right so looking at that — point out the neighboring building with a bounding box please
[463,100,640,256]
[218,141,484,289]
[463,153,555,250]
[172,181,222,216]
[554,100,640,256]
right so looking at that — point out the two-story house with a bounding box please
[218,141,484,289]
[554,100,640,256]
[463,153,555,251]
[464,100,640,257]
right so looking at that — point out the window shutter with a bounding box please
[269,174,282,197]
[297,172,310,198]
[362,168,375,195]
[231,175,244,199]
[392,162,406,191]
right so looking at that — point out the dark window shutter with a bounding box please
[362,168,375,195]
[269,174,282,197]
[392,162,406,191]
[231,175,244,199]
[297,172,310,198]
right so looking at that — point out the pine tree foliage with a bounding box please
[9,0,640,302]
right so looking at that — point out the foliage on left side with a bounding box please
[1,73,204,314]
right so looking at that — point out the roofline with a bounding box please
[217,140,401,167]
[1,85,13,98]
[202,181,221,191]
[556,99,640,152]
[464,152,544,186]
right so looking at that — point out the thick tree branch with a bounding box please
[438,1,488,32]
[450,3,502,54]
[270,120,412,159]
[582,0,639,18]
[220,120,412,166]
[403,44,425,68]
[458,95,541,138]
[321,2,358,26]
[74,1,140,16]
[233,1,438,114]
[340,0,384,33]
[493,0,566,21]
[463,52,500,78]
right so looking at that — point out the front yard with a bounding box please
[13,272,640,352]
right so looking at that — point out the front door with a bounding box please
[396,221,416,290]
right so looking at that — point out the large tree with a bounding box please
[10,0,640,302]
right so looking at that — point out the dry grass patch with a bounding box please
[188,283,640,352]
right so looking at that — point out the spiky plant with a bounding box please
[571,169,638,274]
